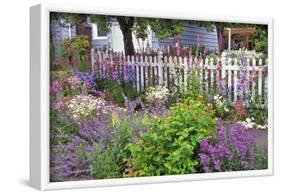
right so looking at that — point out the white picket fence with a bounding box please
[90,50,268,106]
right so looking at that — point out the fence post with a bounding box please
[91,48,94,73]
[158,51,164,86]
[136,56,140,93]
[264,59,268,106]
[183,57,188,91]
[233,58,238,102]
[251,58,257,101]
[258,58,263,97]
[205,58,209,93]
[227,58,232,102]
[210,58,215,90]
[221,52,227,96]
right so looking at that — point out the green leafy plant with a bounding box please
[50,111,79,145]
[125,98,216,177]
[247,95,268,127]
[61,35,91,71]
[95,78,138,106]
[180,69,206,101]
[251,148,268,170]
[89,145,122,179]
[89,115,141,179]
[255,28,268,53]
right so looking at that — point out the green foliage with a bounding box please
[90,15,113,33]
[51,12,85,27]
[255,28,268,53]
[50,111,79,145]
[61,35,91,72]
[212,94,235,120]
[90,145,122,179]
[251,148,268,170]
[91,14,184,46]
[62,35,90,56]
[248,95,268,125]
[180,69,206,100]
[89,116,138,179]
[125,98,216,177]
[149,19,184,41]
[94,78,138,106]
[111,116,138,172]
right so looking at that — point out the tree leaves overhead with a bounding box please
[51,12,268,53]
[51,12,86,27]
[51,13,184,41]
[90,15,113,33]
[148,18,184,41]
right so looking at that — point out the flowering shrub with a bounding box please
[52,95,150,179]
[61,35,91,72]
[123,66,136,82]
[247,96,268,129]
[239,117,267,130]
[65,95,116,120]
[50,111,79,146]
[213,94,230,118]
[233,99,248,120]
[180,69,206,100]
[125,98,216,176]
[50,71,96,101]
[88,113,144,179]
[145,86,170,105]
[199,123,257,172]
[51,136,92,176]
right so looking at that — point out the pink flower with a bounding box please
[50,80,61,95]
[53,100,64,110]
[69,75,80,88]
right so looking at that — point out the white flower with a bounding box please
[245,117,252,123]
[145,86,170,104]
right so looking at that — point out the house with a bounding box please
[50,19,219,57]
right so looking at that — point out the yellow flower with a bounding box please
[111,111,120,127]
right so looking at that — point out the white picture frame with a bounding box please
[30,3,274,191]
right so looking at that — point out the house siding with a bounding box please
[153,21,219,51]
[51,20,219,57]
[91,36,111,49]
[50,20,76,57]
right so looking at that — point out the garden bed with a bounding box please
[49,59,268,181]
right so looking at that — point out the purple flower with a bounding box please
[236,57,250,97]
[85,146,93,153]
[214,160,222,171]
[112,71,119,80]
[199,153,210,166]
[199,123,257,172]
[123,66,135,82]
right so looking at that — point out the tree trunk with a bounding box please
[117,17,135,56]
[121,29,135,56]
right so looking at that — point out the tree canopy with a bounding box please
[51,13,184,55]
[51,12,268,54]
